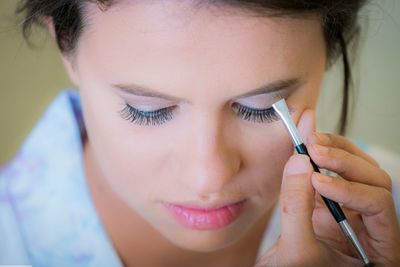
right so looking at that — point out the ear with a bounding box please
[45,17,56,40]
[45,17,80,86]
[60,54,80,87]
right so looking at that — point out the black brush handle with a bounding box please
[295,143,346,223]
[364,263,375,267]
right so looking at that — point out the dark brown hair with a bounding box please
[16,0,368,134]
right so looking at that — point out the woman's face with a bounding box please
[63,1,326,252]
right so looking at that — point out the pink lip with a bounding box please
[163,200,246,230]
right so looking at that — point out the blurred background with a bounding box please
[1,0,400,164]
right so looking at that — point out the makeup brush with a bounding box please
[272,98,373,267]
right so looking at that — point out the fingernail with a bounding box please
[286,155,311,175]
[312,144,329,156]
[313,172,332,183]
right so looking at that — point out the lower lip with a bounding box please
[163,200,246,230]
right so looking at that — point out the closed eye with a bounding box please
[119,102,281,126]
[119,104,175,126]
[231,102,280,123]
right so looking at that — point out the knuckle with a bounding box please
[281,179,313,215]
[373,188,395,219]
[341,181,356,206]
[336,151,349,172]
[328,152,346,175]
[312,150,345,177]
[368,188,394,216]
[281,185,310,205]
[329,156,339,170]
[311,145,332,165]
[333,149,354,176]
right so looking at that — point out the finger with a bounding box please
[307,144,392,191]
[297,109,316,145]
[308,132,379,167]
[312,205,362,240]
[311,172,400,243]
[314,190,326,208]
[312,208,343,241]
[280,154,317,249]
[312,208,358,256]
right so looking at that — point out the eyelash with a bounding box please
[120,104,175,126]
[119,103,280,126]
[231,103,280,123]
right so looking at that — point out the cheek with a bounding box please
[236,124,293,206]
[80,90,173,209]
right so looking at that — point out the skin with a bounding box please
[54,1,400,267]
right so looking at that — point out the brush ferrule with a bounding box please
[272,99,303,146]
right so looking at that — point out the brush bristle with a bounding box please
[270,92,283,104]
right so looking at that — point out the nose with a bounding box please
[184,116,241,197]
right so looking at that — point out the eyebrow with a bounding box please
[113,78,301,101]
[114,83,183,101]
[233,78,301,99]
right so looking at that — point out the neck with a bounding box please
[83,139,273,267]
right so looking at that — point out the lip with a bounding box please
[163,199,247,230]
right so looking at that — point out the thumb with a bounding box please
[280,154,316,251]
[297,109,316,145]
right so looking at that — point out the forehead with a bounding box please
[81,1,323,52]
[76,1,325,98]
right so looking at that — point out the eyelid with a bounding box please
[234,95,279,111]
[235,88,292,104]
[116,88,178,107]
[119,99,176,114]
[125,102,171,112]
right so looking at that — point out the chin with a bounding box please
[166,228,243,252]
[153,218,252,253]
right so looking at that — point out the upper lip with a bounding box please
[163,198,247,211]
